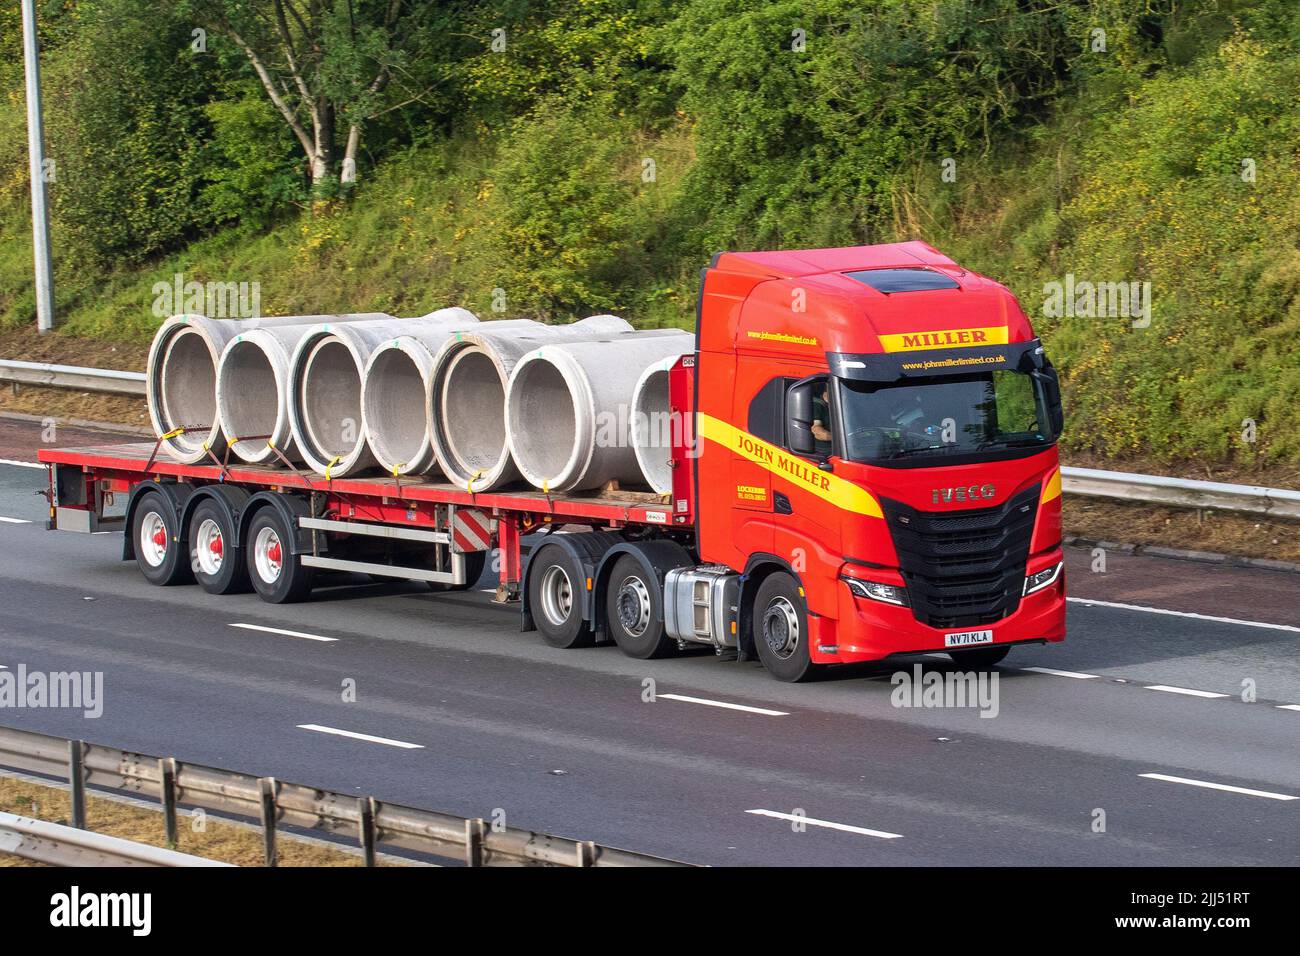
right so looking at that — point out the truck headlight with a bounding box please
[843,576,908,606]
[1023,561,1063,596]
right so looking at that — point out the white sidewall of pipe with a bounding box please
[506,331,694,492]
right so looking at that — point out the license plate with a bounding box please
[944,629,993,648]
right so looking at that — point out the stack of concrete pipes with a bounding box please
[146,312,692,493]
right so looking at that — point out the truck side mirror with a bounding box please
[786,380,817,455]
[1034,366,1065,439]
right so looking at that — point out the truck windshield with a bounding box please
[836,370,1052,463]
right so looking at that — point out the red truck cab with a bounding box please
[684,241,1065,680]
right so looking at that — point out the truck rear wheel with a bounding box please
[132,490,192,587]
[752,572,819,683]
[606,555,674,659]
[189,500,250,595]
[947,646,1010,668]
[528,546,592,649]
[246,507,314,604]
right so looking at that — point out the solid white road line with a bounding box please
[1277,704,1300,712]
[0,516,30,524]
[658,693,789,716]
[1139,773,1297,801]
[0,458,43,470]
[746,809,904,839]
[1144,684,1230,699]
[229,623,338,643]
[1021,666,1100,680]
[297,724,424,749]
[1068,596,1300,634]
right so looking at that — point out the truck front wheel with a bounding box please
[245,508,314,604]
[752,572,820,683]
[605,555,674,659]
[528,546,592,649]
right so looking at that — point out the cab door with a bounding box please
[729,360,779,560]
[770,374,843,591]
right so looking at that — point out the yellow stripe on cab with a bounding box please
[697,413,883,518]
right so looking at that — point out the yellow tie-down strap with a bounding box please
[696,413,883,518]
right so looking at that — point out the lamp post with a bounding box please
[21,0,55,334]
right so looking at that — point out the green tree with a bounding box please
[182,0,446,189]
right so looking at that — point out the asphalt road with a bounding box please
[0,437,1296,865]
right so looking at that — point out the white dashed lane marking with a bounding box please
[746,809,904,839]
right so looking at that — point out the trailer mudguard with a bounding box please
[240,490,316,555]
[591,539,695,635]
[519,530,626,633]
[180,484,253,549]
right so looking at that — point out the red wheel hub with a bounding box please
[152,527,167,551]
[209,533,223,558]
[267,540,282,566]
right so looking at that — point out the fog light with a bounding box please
[1023,561,1063,596]
[843,576,908,606]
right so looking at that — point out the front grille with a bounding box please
[882,485,1039,630]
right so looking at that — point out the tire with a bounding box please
[527,545,592,649]
[752,571,819,682]
[131,490,192,586]
[188,500,250,595]
[605,555,674,659]
[245,507,315,604]
[947,646,1010,668]
[427,549,488,592]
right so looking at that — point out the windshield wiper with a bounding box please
[885,444,948,459]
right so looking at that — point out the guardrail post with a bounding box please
[258,777,278,867]
[576,840,596,867]
[159,757,178,846]
[358,796,377,867]
[67,740,86,829]
[465,818,486,867]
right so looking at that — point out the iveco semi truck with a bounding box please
[39,241,1067,682]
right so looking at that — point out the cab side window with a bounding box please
[748,375,833,459]
[747,377,787,444]
[808,377,832,458]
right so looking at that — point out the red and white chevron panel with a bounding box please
[450,508,493,553]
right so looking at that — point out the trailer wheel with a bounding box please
[752,572,819,683]
[528,546,592,649]
[947,646,1010,668]
[131,490,192,587]
[246,508,314,604]
[427,549,488,592]
[188,500,250,595]
[605,555,674,659]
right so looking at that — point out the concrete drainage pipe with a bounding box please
[147,313,393,464]
[506,331,695,493]
[360,318,526,477]
[214,314,398,464]
[631,350,694,494]
[427,315,635,491]
[289,309,480,477]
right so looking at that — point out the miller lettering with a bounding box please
[902,329,989,349]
